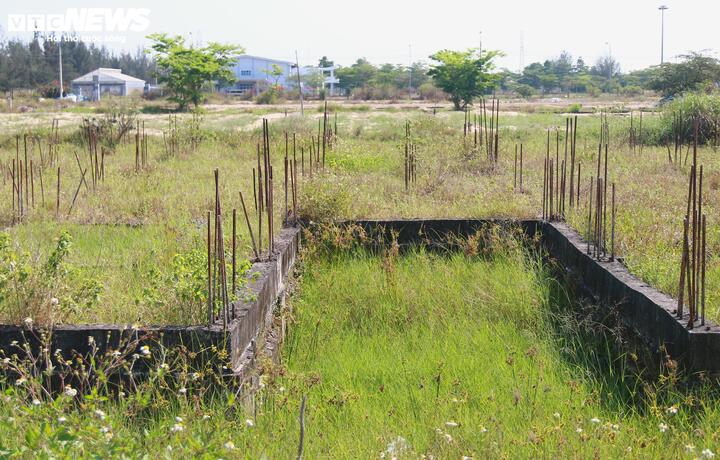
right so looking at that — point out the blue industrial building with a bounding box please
[223,55,297,95]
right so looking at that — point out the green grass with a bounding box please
[1,105,719,326]
[3,242,719,457]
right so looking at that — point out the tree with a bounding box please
[592,55,620,80]
[335,58,377,92]
[318,56,334,68]
[146,34,242,110]
[428,48,500,110]
[264,63,284,87]
[646,52,720,98]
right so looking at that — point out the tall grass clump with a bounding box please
[651,92,720,145]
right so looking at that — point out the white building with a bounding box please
[71,68,146,101]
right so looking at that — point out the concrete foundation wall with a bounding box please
[0,227,302,380]
[2,217,718,375]
[349,219,720,373]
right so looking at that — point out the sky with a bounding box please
[1,0,717,72]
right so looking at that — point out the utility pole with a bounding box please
[519,31,525,72]
[408,44,412,94]
[478,31,482,56]
[58,37,63,98]
[659,5,669,64]
[295,50,303,116]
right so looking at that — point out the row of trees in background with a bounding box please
[324,51,720,102]
[0,34,155,96]
[1,33,718,108]
[325,57,434,99]
[499,51,720,99]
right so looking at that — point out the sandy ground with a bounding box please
[0,95,660,134]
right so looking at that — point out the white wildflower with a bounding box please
[666,406,678,415]
[88,336,95,345]
[2,358,9,365]
[100,426,111,434]
[94,409,106,420]
[31,399,41,406]
[112,350,121,357]
[202,414,211,420]
[224,441,235,450]
[23,317,33,327]
[58,416,67,423]
[658,423,668,433]
[445,421,458,428]
[686,445,696,453]
[443,433,453,443]
[170,423,184,433]
[15,377,26,386]
[479,426,487,433]
[384,436,408,457]
[245,418,255,427]
[575,427,583,433]
[10,340,18,347]
[50,297,59,307]
[140,345,151,356]
[178,388,187,395]
[64,386,77,397]
[702,449,716,458]
[175,416,183,423]
[192,372,201,381]
[590,417,600,424]
[553,412,561,419]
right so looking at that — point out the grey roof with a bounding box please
[72,68,145,85]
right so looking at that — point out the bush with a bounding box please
[621,85,644,97]
[513,84,535,99]
[417,82,447,101]
[256,87,283,105]
[655,92,720,145]
[567,103,582,113]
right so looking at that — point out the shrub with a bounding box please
[654,92,720,145]
[621,85,644,97]
[567,103,582,113]
[300,178,351,222]
[256,87,284,105]
[0,232,103,325]
[513,84,535,99]
[417,82,447,101]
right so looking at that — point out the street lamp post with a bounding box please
[605,42,612,79]
[659,5,669,64]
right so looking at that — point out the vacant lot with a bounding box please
[0,101,716,325]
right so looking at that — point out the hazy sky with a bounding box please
[2,0,717,72]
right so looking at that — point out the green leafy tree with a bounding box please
[336,58,377,92]
[318,56,334,68]
[428,48,500,110]
[146,34,242,110]
[646,52,720,98]
[264,63,284,87]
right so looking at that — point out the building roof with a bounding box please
[72,68,145,85]
[235,55,295,67]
